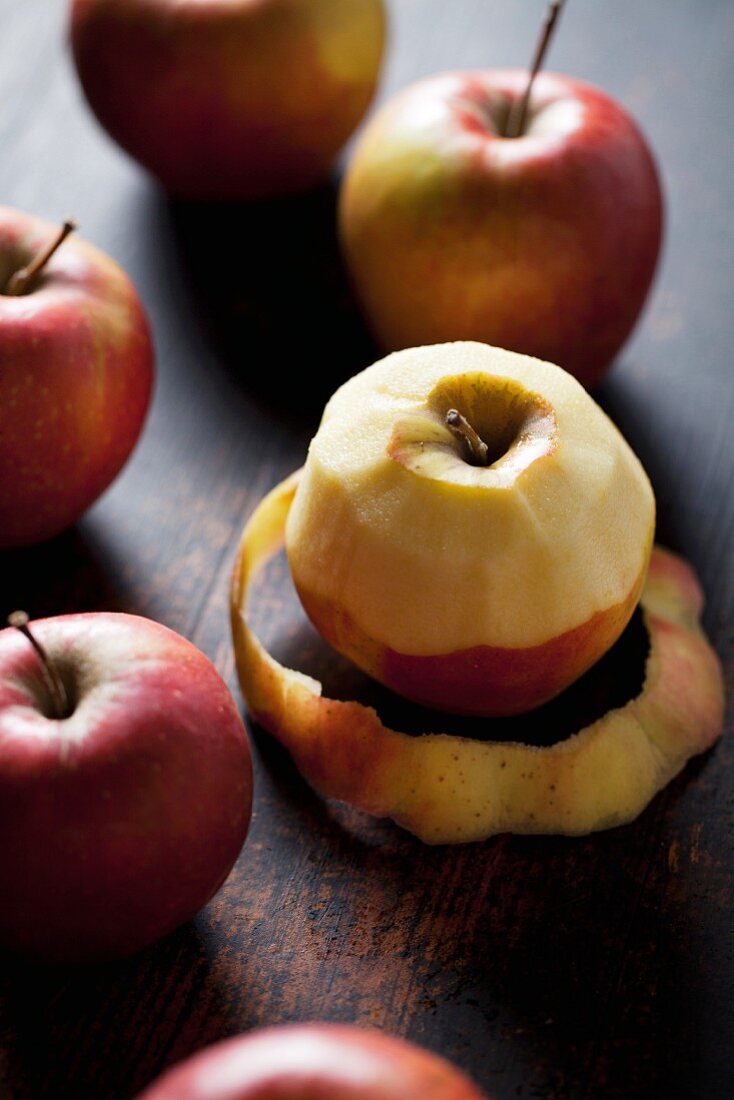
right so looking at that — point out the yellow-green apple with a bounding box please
[230,475,723,844]
[0,612,252,961]
[339,70,663,388]
[281,342,655,716]
[0,207,154,549]
[137,1024,489,1099]
[70,0,387,201]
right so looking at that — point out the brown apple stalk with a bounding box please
[5,219,76,296]
[446,408,490,465]
[8,610,69,718]
[505,0,567,139]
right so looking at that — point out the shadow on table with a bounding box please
[154,181,379,421]
[0,526,130,621]
[0,504,191,623]
[0,917,259,1100]
[596,364,687,553]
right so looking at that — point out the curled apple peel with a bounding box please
[231,471,724,844]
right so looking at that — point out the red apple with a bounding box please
[137,1024,489,1099]
[69,0,387,200]
[0,207,154,549]
[0,612,252,962]
[339,69,663,388]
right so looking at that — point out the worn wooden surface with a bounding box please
[1,1,733,1097]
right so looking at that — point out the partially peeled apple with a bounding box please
[230,343,724,842]
[286,342,654,716]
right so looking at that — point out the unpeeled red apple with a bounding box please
[136,1024,489,1099]
[0,207,153,548]
[0,612,252,961]
[340,70,663,388]
[70,0,387,200]
[284,342,655,716]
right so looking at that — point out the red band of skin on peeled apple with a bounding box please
[230,470,724,845]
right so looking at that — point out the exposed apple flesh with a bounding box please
[285,343,655,715]
[230,471,723,844]
[136,1024,489,1099]
[339,69,663,388]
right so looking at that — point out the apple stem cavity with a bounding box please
[446,408,490,466]
[505,0,567,139]
[5,219,77,297]
[8,610,70,719]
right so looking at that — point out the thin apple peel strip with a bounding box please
[230,470,724,844]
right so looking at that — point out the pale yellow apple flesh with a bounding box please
[230,471,724,844]
[285,342,655,715]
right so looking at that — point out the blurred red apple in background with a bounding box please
[0,612,252,962]
[137,1024,490,1099]
[0,207,154,549]
[339,68,663,388]
[70,0,387,200]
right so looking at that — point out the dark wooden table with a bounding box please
[1,1,733,1097]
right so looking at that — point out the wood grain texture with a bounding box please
[0,1,732,1097]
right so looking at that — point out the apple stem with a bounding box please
[5,219,77,297]
[446,409,490,466]
[505,0,567,139]
[8,611,69,720]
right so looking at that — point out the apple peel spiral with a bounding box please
[230,469,724,844]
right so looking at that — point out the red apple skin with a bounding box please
[137,1024,489,1099]
[0,613,252,962]
[69,0,387,201]
[0,207,154,549]
[295,570,647,716]
[340,70,663,388]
